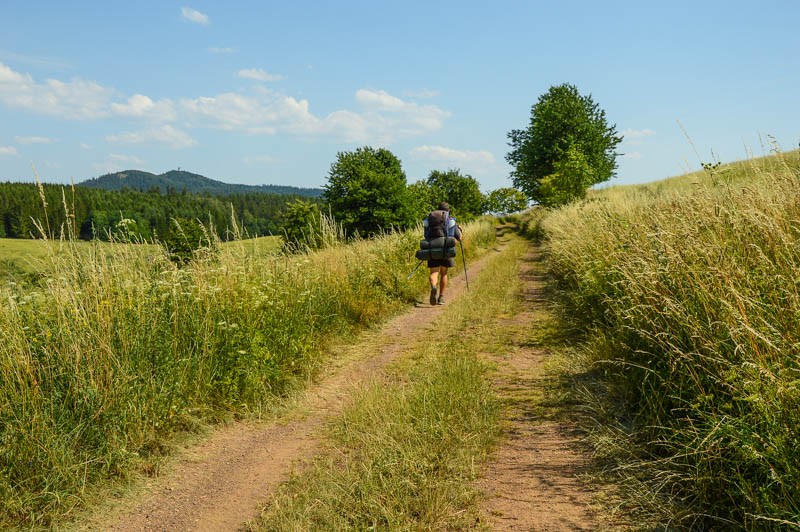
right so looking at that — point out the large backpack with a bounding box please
[426,209,449,239]
[416,210,456,260]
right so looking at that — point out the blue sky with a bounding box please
[1,0,799,191]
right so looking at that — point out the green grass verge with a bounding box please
[251,235,527,530]
[529,149,800,528]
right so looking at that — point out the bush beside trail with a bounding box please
[535,151,800,528]
[0,220,495,528]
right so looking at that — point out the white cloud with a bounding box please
[15,135,58,145]
[237,68,284,82]
[181,7,209,25]
[111,94,176,121]
[0,145,18,156]
[92,153,146,174]
[409,145,496,165]
[0,60,449,146]
[208,46,236,54]
[0,62,114,119]
[80,142,92,150]
[179,88,448,143]
[621,151,644,159]
[107,125,197,149]
[622,128,656,139]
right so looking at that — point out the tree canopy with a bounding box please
[322,146,413,237]
[506,83,621,207]
[424,169,485,222]
[484,187,528,215]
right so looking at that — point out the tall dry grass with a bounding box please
[0,213,495,527]
[538,150,800,527]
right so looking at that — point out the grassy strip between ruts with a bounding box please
[250,233,528,531]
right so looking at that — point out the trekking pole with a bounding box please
[406,260,424,280]
[459,240,469,291]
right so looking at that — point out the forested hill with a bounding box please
[0,181,321,240]
[79,169,323,197]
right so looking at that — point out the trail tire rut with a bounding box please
[477,246,601,531]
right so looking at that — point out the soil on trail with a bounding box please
[84,252,493,532]
[477,246,601,531]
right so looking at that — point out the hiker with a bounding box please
[423,202,462,305]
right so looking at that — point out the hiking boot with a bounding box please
[429,286,438,306]
[437,295,445,305]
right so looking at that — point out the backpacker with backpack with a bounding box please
[415,209,457,260]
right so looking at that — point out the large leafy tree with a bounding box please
[507,83,622,206]
[425,169,485,222]
[323,146,413,237]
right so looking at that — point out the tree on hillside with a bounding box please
[485,187,529,215]
[425,169,485,221]
[507,83,622,206]
[323,146,413,237]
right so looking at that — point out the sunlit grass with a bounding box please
[530,148,800,527]
[0,217,497,528]
[253,236,525,530]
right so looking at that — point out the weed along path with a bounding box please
[85,247,496,531]
[476,245,602,530]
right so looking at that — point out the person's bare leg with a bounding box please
[438,266,449,304]
[429,268,440,305]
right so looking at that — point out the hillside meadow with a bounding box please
[527,149,800,528]
[0,220,496,528]
[0,235,282,278]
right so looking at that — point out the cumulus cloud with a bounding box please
[179,88,448,143]
[0,62,114,119]
[0,61,449,145]
[409,145,496,165]
[107,125,197,149]
[181,7,209,25]
[15,135,58,145]
[111,94,176,121]
[237,68,284,82]
[0,145,18,156]
[622,128,656,139]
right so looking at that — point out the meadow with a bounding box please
[0,235,282,277]
[0,219,495,527]
[531,149,800,527]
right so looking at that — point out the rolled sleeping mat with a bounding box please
[415,247,457,260]
[419,236,456,249]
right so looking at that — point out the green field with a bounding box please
[0,235,283,278]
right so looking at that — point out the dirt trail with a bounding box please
[477,246,601,531]
[85,252,493,532]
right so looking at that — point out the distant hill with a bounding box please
[79,169,323,197]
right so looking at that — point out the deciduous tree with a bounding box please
[323,146,413,236]
[507,83,621,206]
[425,169,485,221]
